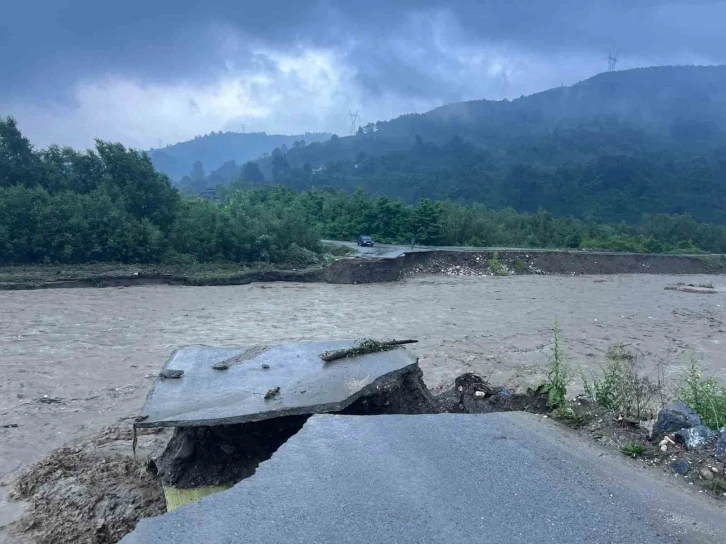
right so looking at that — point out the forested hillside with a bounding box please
[148,130,331,185]
[252,66,726,224]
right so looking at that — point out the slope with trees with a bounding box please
[251,66,726,225]
[149,130,331,184]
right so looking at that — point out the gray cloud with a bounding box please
[2,1,725,148]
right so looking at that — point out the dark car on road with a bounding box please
[357,235,374,247]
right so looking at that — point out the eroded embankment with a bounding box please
[1,250,724,290]
[321,250,726,284]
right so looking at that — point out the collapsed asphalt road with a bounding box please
[122,413,726,544]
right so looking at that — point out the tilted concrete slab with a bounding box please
[123,413,726,544]
[135,342,419,428]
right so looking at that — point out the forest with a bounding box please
[2,115,725,266]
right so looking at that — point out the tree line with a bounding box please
[0,117,320,265]
[1,116,725,266]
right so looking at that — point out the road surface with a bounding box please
[122,413,726,543]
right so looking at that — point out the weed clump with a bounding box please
[488,252,508,276]
[582,344,659,420]
[542,320,572,408]
[676,355,726,430]
[621,442,645,457]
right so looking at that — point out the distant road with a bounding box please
[324,240,721,260]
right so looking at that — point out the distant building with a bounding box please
[312,165,327,174]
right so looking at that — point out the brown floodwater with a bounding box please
[1,274,725,481]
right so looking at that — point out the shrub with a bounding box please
[676,355,726,430]
[582,344,659,420]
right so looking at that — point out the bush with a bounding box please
[676,355,726,430]
[582,344,659,420]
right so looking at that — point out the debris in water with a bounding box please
[160,369,184,379]
[265,387,281,400]
[320,338,418,362]
[37,396,63,404]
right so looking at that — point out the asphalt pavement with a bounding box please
[122,413,726,543]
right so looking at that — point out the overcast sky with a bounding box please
[1,0,725,149]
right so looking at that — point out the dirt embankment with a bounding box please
[1,251,724,291]
[323,250,726,284]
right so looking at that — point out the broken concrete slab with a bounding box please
[136,342,421,428]
[122,413,726,544]
[153,353,437,489]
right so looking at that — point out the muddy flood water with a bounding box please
[1,274,725,482]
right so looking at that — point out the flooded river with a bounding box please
[1,274,725,481]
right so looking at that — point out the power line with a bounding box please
[348,111,360,136]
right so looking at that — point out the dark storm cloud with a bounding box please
[2,0,725,148]
[2,0,725,101]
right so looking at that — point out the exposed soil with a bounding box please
[2,249,725,290]
[7,427,169,544]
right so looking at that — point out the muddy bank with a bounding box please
[2,250,724,291]
[331,250,726,284]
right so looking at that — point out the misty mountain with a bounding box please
[254,66,726,224]
[148,130,332,182]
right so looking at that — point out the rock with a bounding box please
[674,425,716,450]
[575,395,595,407]
[715,428,726,460]
[699,467,715,481]
[670,460,690,475]
[159,369,184,379]
[651,403,701,440]
[211,362,229,370]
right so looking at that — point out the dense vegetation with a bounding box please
[3,85,726,266]
[149,130,330,186]
[0,117,321,265]
[240,67,726,225]
[219,182,726,253]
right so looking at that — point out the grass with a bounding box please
[488,251,508,276]
[542,320,572,408]
[582,344,659,420]
[512,258,529,274]
[621,442,645,457]
[551,405,592,428]
[676,355,726,430]
[702,478,726,495]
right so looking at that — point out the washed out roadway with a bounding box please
[122,413,726,544]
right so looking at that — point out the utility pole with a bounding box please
[607,51,618,72]
[348,111,360,136]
